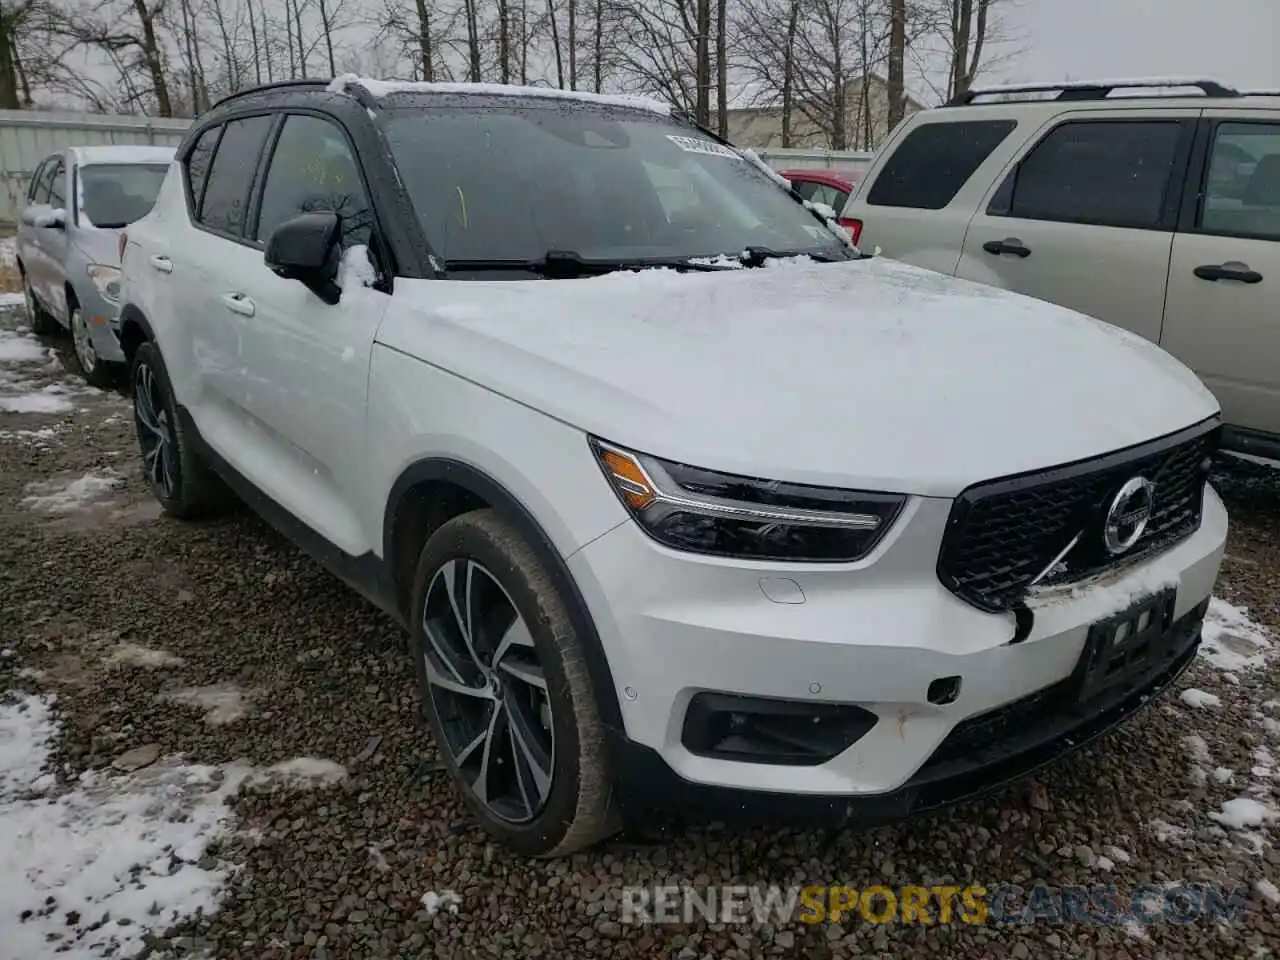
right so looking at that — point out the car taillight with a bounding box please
[838,218,863,246]
[118,232,128,264]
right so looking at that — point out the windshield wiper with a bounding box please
[738,245,852,267]
[443,249,732,278]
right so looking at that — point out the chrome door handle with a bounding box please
[149,255,173,274]
[220,293,256,317]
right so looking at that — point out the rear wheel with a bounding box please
[130,341,227,518]
[22,273,58,336]
[411,510,620,857]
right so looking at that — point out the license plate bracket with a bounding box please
[1076,587,1177,704]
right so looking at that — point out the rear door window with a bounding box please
[198,115,274,239]
[1198,121,1280,241]
[866,120,1017,210]
[27,160,52,204]
[47,160,67,210]
[990,120,1184,230]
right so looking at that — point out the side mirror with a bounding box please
[264,211,342,305]
[27,207,65,229]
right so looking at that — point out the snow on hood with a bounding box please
[380,257,1219,496]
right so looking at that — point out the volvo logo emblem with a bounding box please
[1104,476,1156,555]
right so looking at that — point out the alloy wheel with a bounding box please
[71,308,97,374]
[422,558,555,823]
[134,362,176,499]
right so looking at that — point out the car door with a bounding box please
[40,158,73,323]
[222,111,389,557]
[955,111,1199,345]
[1161,114,1280,445]
[17,158,54,297]
[169,114,275,423]
[27,157,69,315]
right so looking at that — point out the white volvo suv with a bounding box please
[117,76,1228,857]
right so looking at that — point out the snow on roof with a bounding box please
[69,145,175,166]
[326,74,671,116]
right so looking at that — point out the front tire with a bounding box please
[411,509,620,857]
[130,341,227,518]
[70,303,118,389]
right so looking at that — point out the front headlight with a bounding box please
[589,438,906,562]
[87,264,122,302]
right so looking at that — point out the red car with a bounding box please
[780,169,864,241]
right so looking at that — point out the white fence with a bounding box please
[0,110,191,224]
[752,147,875,175]
[0,108,874,224]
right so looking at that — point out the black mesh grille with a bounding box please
[937,421,1219,613]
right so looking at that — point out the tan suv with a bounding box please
[841,78,1280,460]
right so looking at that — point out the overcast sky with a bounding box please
[993,0,1280,91]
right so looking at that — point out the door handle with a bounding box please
[1193,262,1263,284]
[220,292,256,317]
[149,255,173,274]
[982,238,1032,258]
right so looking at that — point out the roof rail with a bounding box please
[203,78,332,115]
[946,77,1241,107]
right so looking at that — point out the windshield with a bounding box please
[78,163,168,228]
[377,97,846,270]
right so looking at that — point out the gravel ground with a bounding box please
[2,301,1279,959]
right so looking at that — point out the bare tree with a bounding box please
[75,0,175,115]
[0,0,41,108]
[609,0,712,122]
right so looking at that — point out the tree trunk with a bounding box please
[886,0,905,129]
[15,37,32,106]
[414,0,434,80]
[134,0,173,116]
[694,0,711,126]
[247,0,263,85]
[318,0,337,77]
[714,0,726,136]
[0,18,20,110]
[780,0,798,147]
[290,0,307,78]
[547,0,563,88]
[464,0,481,81]
[567,0,576,90]
[964,0,990,94]
[259,0,274,80]
[951,0,972,100]
[498,0,510,82]
[592,0,602,92]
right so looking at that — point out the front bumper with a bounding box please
[75,281,126,363]
[568,485,1227,816]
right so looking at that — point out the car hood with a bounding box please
[381,257,1219,497]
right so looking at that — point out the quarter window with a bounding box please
[867,120,1016,210]
[198,114,273,239]
[255,114,373,248]
[1199,121,1280,241]
[992,120,1183,230]
[185,124,222,214]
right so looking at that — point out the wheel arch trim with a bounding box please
[383,457,626,733]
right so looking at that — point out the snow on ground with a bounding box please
[0,329,44,362]
[421,890,462,917]
[1200,598,1273,673]
[1180,688,1222,709]
[106,643,185,669]
[22,472,122,514]
[0,383,76,414]
[0,693,350,957]
[161,684,256,726]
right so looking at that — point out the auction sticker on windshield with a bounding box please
[666,135,743,159]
